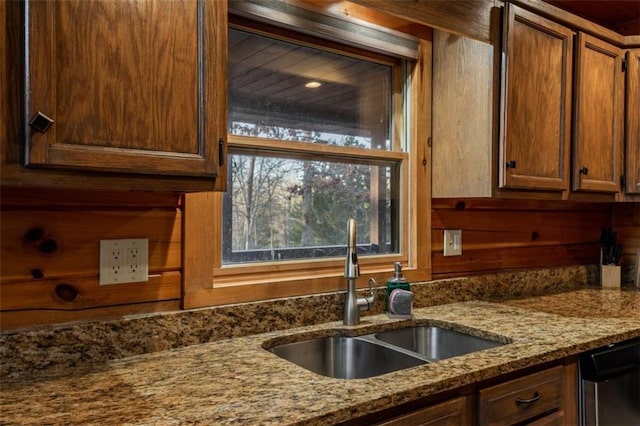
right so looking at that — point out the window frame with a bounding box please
[182,19,432,309]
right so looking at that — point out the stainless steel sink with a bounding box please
[267,325,507,379]
[374,326,504,361]
[268,336,426,379]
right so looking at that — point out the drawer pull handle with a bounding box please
[515,391,540,405]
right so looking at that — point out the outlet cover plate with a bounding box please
[443,230,462,256]
[99,238,149,285]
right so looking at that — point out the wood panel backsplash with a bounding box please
[1,187,628,331]
[0,188,183,330]
[432,199,612,279]
[612,203,640,284]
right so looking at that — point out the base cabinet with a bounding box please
[376,396,470,426]
[478,366,564,425]
[352,361,577,426]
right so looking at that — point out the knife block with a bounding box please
[601,264,621,289]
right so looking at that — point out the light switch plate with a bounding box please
[99,238,149,285]
[443,230,462,256]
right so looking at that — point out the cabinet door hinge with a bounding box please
[622,58,627,73]
[621,174,626,189]
[218,138,225,166]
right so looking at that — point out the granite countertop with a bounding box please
[2,288,639,425]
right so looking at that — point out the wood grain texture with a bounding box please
[3,0,227,190]
[0,188,183,330]
[410,38,433,276]
[1,0,23,164]
[612,203,640,277]
[572,32,623,193]
[432,199,610,278]
[478,366,563,425]
[299,0,434,41]
[0,187,182,209]
[500,4,573,192]
[376,396,470,426]
[432,31,493,198]
[54,0,198,153]
[1,210,181,282]
[512,0,626,45]
[182,191,218,309]
[0,300,181,331]
[561,357,578,426]
[0,272,180,312]
[350,0,495,43]
[626,49,640,195]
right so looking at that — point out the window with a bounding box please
[182,11,432,308]
[224,26,407,266]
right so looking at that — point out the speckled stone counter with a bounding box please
[0,265,592,378]
[2,287,639,425]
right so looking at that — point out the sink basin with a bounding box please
[268,336,426,379]
[374,326,504,361]
[267,324,508,379]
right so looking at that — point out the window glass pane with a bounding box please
[229,28,392,150]
[222,154,400,264]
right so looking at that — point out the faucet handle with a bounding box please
[357,277,378,313]
[367,277,378,302]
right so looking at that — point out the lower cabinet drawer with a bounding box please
[376,396,469,426]
[478,366,563,425]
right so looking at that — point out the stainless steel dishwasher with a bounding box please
[579,338,640,426]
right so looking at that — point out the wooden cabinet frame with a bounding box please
[625,49,640,195]
[499,3,573,193]
[25,0,225,177]
[572,32,624,193]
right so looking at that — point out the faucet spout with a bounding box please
[345,218,359,279]
[343,219,376,326]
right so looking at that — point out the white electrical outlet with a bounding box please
[443,230,462,256]
[99,239,149,285]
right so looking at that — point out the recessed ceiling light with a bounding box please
[305,81,322,89]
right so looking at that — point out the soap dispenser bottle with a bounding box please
[385,262,410,313]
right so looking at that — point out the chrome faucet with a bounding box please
[343,219,376,326]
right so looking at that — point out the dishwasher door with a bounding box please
[579,338,640,426]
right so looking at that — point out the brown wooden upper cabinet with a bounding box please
[3,0,227,192]
[625,49,640,195]
[499,3,573,193]
[572,33,624,194]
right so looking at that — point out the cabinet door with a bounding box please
[499,4,573,191]
[26,0,226,178]
[573,33,624,193]
[625,49,640,194]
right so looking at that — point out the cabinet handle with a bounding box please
[579,167,589,175]
[29,111,54,134]
[515,391,541,405]
[218,138,224,166]
[506,160,516,169]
